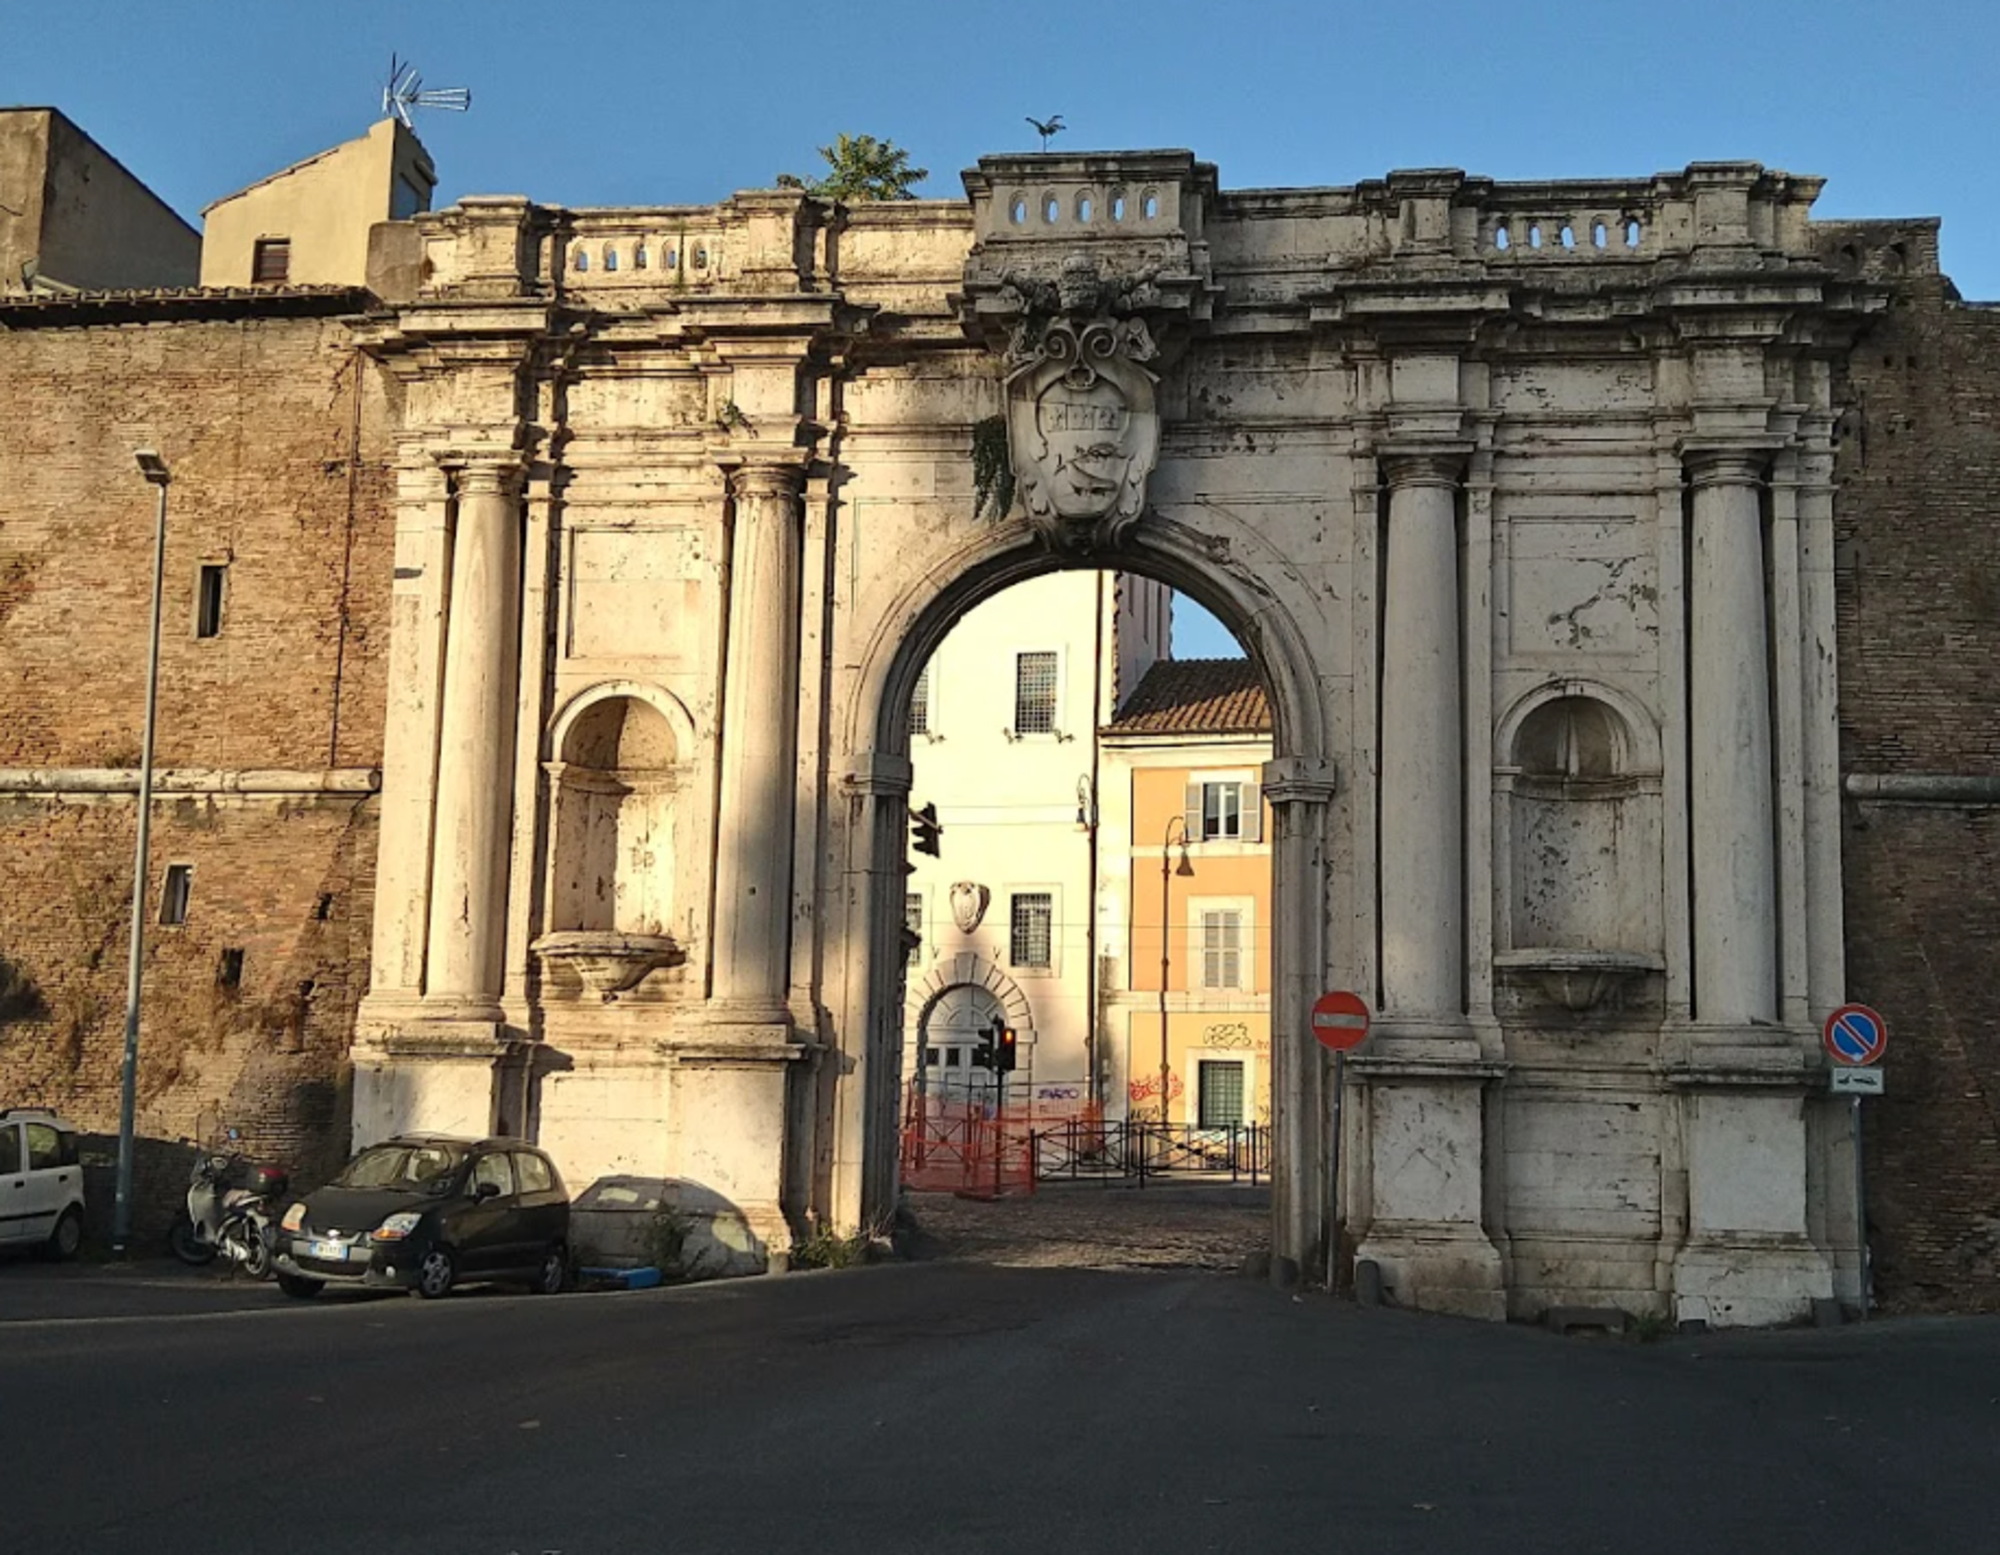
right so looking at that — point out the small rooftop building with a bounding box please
[200,117,435,289]
[0,107,198,292]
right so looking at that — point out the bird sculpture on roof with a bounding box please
[1026,115,1066,152]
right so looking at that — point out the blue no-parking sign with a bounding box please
[1823,1003,1889,1067]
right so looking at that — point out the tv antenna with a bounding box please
[383,55,471,129]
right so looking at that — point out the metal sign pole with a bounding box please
[1852,1094,1870,1310]
[1325,1049,1345,1295]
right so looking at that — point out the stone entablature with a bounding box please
[348,150,1892,1321]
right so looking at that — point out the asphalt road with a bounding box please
[5,1258,1999,1555]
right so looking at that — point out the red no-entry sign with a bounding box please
[1311,990,1371,1052]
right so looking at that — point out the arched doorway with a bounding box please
[831,525,1335,1279]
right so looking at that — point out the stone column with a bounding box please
[709,460,806,1025]
[1263,758,1337,1284]
[1686,449,1777,1025]
[1378,451,1464,1019]
[423,457,524,1018]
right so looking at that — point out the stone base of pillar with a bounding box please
[1670,1022,1815,1075]
[665,1028,813,1271]
[1667,1082,1831,1326]
[1354,1221,1507,1321]
[1673,1235,1833,1328]
[1348,1061,1506,1320]
[351,1025,508,1147]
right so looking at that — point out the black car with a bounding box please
[272,1135,569,1300]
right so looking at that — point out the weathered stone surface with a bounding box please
[341,154,1875,1320]
[6,145,1991,1320]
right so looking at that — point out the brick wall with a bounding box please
[1824,222,2000,1309]
[0,300,394,1246]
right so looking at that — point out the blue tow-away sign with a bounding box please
[1823,1003,1889,1067]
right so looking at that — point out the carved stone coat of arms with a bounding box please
[999,256,1163,553]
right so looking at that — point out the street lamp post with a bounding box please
[1159,814,1194,1136]
[1075,774,1098,1105]
[113,448,170,1256]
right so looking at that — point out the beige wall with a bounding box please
[0,108,198,291]
[201,118,434,288]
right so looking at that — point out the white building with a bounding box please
[902,572,1170,1103]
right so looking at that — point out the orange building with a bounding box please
[1095,660,1273,1127]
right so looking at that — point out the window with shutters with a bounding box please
[1009,892,1053,969]
[1184,773,1262,843]
[1014,652,1058,734]
[1198,1060,1246,1128]
[251,238,290,285]
[1199,908,1243,990]
[908,665,931,736]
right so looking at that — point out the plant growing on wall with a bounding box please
[972,414,1014,520]
[776,134,929,202]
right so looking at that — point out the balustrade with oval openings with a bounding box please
[1487,212,1646,258]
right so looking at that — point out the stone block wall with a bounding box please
[1825,223,2000,1309]
[0,300,394,1244]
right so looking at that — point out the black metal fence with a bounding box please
[1028,1118,1271,1186]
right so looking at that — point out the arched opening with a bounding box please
[851,548,1319,1265]
[1493,688,1664,1015]
[534,691,687,1003]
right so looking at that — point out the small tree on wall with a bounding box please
[776,134,929,202]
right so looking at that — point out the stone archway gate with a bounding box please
[349,152,1881,1324]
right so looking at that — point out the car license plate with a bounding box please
[305,1239,349,1261]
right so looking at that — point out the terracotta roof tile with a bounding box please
[1108,658,1271,735]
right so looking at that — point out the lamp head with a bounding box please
[133,448,169,485]
[1174,847,1195,877]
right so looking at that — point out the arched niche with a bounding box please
[1493,686,1664,1011]
[546,693,680,941]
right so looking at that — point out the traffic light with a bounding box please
[911,801,942,858]
[970,1034,995,1069]
[995,1024,1018,1073]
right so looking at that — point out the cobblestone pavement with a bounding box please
[905,1181,1270,1271]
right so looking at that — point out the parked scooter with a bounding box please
[168,1130,288,1280]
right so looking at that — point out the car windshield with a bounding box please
[333,1143,464,1193]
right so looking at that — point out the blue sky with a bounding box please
[15,0,1992,657]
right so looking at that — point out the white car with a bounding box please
[0,1107,86,1259]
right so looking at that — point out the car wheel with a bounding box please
[168,1213,217,1267]
[532,1243,568,1295]
[46,1207,84,1262]
[276,1273,323,1300]
[415,1247,457,1300]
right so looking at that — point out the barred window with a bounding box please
[1009,892,1053,969]
[1200,908,1243,990]
[1014,652,1058,734]
[909,666,930,736]
[1198,1061,1246,1128]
